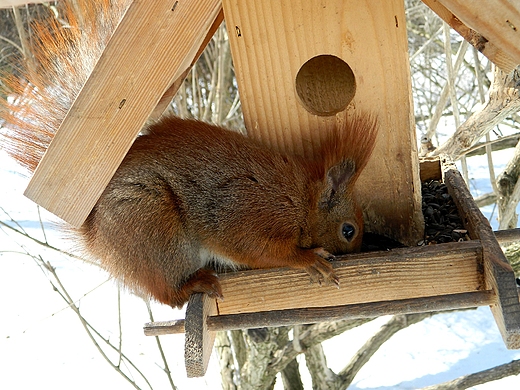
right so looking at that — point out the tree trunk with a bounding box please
[215,331,238,390]
[233,328,285,390]
[280,358,304,390]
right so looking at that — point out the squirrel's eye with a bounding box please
[342,223,356,242]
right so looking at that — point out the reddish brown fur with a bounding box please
[1,1,378,308]
[79,116,377,307]
[0,0,130,173]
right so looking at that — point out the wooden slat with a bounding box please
[422,0,518,73]
[144,291,495,335]
[214,240,485,315]
[24,0,222,227]
[442,158,520,349]
[222,0,424,246]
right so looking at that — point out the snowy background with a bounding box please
[1,146,520,389]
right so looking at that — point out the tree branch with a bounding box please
[281,356,305,390]
[421,359,520,390]
[147,305,177,390]
[304,343,339,390]
[431,66,520,160]
[268,319,373,375]
[215,331,238,390]
[497,139,520,229]
[337,313,432,389]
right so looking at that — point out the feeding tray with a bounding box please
[144,157,520,377]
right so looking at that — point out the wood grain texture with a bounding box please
[24,0,222,227]
[184,293,217,377]
[420,157,442,182]
[144,291,495,335]
[431,0,520,70]
[215,240,485,315]
[222,0,424,245]
[149,9,225,120]
[443,158,520,349]
[423,0,518,73]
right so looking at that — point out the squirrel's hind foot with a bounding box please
[167,268,223,308]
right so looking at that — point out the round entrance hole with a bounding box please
[295,55,356,116]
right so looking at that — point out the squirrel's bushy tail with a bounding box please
[0,0,130,173]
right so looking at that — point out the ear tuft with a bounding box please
[319,112,378,184]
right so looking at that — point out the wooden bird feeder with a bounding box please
[19,0,520,378]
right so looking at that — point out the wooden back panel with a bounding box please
[223,0,424,244]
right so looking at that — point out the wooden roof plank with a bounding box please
[150,9,225,120]
[24,0,222,226]
[423,0,519,72]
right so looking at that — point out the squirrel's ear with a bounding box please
[327,160,356,192]
[320,160,356,209]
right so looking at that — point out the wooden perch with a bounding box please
[145,291,495,336]
[144,226,520,336]
[214,241,484,315]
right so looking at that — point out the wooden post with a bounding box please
[222,0,424,245]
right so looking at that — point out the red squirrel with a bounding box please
[0,0,378,308]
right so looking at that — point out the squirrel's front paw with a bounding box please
[305,248,340,287]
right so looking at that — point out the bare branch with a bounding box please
[421,359,520,390]
[0,207,86,262]
[43,259,150,390]
[147,304,178,390]
[423,39,469,143]
[268,319,373,375]
[337,313,432,389]
[304,343,339,390]
[431,66,520,159]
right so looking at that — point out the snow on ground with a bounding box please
[1,149,520,389]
